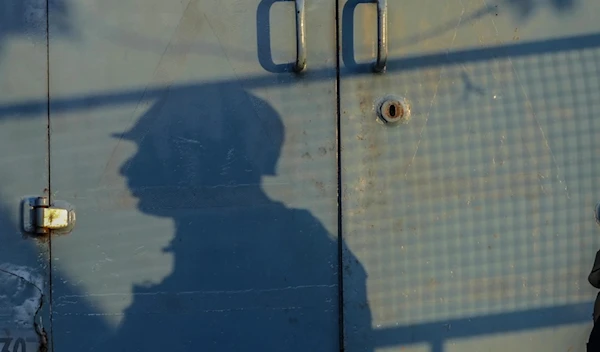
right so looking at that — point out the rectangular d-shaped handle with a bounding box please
[373,0,388,73]
[294,0,307,72]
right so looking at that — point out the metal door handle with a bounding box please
[374,0,388,73]
[294,0,307,73]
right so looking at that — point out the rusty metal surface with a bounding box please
[340,0,600,351]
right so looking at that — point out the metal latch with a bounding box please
[22,197,76,235]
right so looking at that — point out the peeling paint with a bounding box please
[0,264,46,352]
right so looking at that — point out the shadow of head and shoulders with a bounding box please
[104,83,361,351]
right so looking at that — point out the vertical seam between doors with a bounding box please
[335,0,344,350]
[45,0,54,350]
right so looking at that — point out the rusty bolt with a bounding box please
[377,96,410,125]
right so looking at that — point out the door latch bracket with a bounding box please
[22,197,76,235]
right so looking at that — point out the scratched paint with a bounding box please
[0,264,43,327]
[0,264,44,351]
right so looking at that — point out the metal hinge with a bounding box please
[22,197,76,235]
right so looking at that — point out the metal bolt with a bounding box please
[377,96,410,124]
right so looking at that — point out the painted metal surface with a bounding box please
[0,1,54,351]
[340,0,600,351]
[0,0,595,350]
[48,0,338,351]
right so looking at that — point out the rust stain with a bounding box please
[394,219,403,232]
[314,180,326,196]
[358,95,371,114]
[380,99,406,123]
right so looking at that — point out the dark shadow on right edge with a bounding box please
[93,83,374,352]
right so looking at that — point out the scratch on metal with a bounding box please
[482,0,570,199]
[58,284,339,299]
[512,69,571,199]
[404,6,465,179]
[58,307,337,316]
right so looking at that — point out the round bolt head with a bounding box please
[377,96,410,124]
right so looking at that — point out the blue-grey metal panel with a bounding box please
[48,0,339,351]
[0,1,56,351]
[339,1,600,351]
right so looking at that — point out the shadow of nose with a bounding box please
[118,159,128,178]
[111,132,134,178]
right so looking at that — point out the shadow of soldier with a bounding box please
[95,83,373,351]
